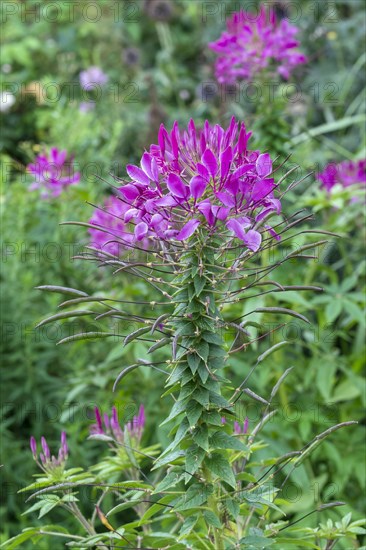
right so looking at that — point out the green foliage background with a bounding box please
[1,0,365,546]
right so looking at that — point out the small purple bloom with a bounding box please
[27,148,80,198]
[30,433,69,474]
[89,404,145,445]
[79,66,108,90]
[317,159,366,193]
[79,101,95,113]
[234,417,249,435]
[209,5,307,85]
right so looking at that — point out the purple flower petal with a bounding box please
[256,153,272,178]
[202,148,218,178]
[216,191,236,207]
[167,173,189,199]
[119,184,140,202]
[220,146,232,181]
[134,221,148,241]
[141,153,159,182]
[243,229,262,251]
[190,175,207,200]
[176,219,200,241]
[196,162,210,181]
[126,164,150,185]
[226,218,247,240]
[211,205,230,221]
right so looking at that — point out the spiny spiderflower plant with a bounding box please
[31,116,358,548]
[209,5,307,84]
[27,147,80,198]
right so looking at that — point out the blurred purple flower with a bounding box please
[234,417,249,435]
[79,100,95,113]
[27,148,80,198]
[209,5,307,84]
[89,195,148,256]
[116,117,281,249]
[90,405,145,445]
[317,159,366,192]
[79,66,108,90]
[30,432,68,474]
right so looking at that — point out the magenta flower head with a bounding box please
[79,66,108,90]
[117,117,281,251]
[30,433,69,475]
[209,5,307,84]
[27,148,80,199]
[317,159,366,193]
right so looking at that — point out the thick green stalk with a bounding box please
[159,235,244,543]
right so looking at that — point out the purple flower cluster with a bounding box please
[30,432,68,474]
[28,148,80,198]
[79,66,108,90]
[117,117,281,251]
[317,159,366,192]
[209,5,307,84]
[221,416,249,434]
[90,405,145,444]
[234,417,249,435]
[89,196,136,256]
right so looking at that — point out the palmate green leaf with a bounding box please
[153,471,184,493]
[240,535,275,547]
[193,274,206,296]
[192,424,209,451]
[187,400,204,426]
[187,353,201,373]
[203,509,221,528]
[138,494,177,523]
[153,449,184,469]
[210,431,248,451]
[185,445,206,481]
[179,514,199,536]
[175,483,211,511]
[223,497,240,519]
[191,386,209,406]
[160,399,187,426]
[206,452,236,488]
